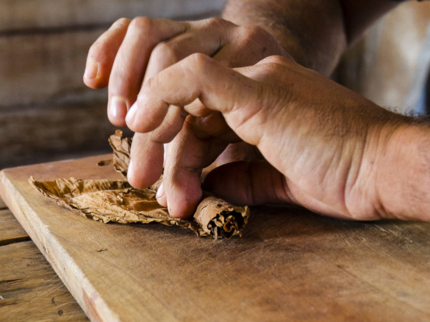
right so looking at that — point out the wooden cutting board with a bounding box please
[1,155,430,322]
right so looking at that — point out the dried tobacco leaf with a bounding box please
[30,130,250,238]
[30,177,249,238]
[108,129,131,180]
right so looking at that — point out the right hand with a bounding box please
[126,54,413,221]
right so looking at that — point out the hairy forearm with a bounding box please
[222,0,398,76]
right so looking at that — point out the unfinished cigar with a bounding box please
[30,130,250,239]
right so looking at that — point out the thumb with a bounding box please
[202,160,295,206]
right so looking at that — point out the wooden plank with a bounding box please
[0,241,87,321]
[0,0,224,32]
[0,209,30,246]
[1,156,430,321]
[0,2,223,108]
[0,102,132,169]
[0,197,6,210]
[0,30,106,108]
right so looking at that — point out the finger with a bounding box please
[216,142,263,166]
[126,54,262,144]
[161,26,272,176]
[127,106,187,190]
[140,18,236,134]
[177,28,270,122]
[108,18,188,127]
[84,18,131,89]
[203,160,294,206]
[128,132,164,190]
[162,116,229,218]
[155,182,166,206]
[143,18,235,83]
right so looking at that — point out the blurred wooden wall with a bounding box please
[336,1,430,115]
[0,1,429,169]
[0,0,224,169]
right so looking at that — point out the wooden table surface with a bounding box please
[0,196,88,321]
[2,156,430,322]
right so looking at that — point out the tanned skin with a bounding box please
[222,0,398,75]
[83,1,430,222]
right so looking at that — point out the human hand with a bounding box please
[125,54,414,220]
[83,16,286,126]
[83,16,288,216]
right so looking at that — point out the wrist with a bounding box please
[367,122,430,221]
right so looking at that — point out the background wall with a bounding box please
[0,0,429,169]
[336,1,430,115]
[0,0,224,169]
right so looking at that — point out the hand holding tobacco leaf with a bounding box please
[31,131,250,239]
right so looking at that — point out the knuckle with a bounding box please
[259,62,282,77]
[149,129,165,144]
[268,55,287,65]
[241,25,267,40]
[240,26,283,57]
[129,16,154,32]
[204,17,227,28]
[260,55,288,66]
[189,53,212,71]
[113,17,131,28]
[142,76,159,93]
[152,42,179,63]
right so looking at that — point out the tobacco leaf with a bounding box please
[30,177,249,238]
[30,130,250,239]
[108,129,131,180]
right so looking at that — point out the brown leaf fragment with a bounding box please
[108,130,131,180]
[97,159,113,167]
[29,177,250,239]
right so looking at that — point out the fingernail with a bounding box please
[156,183,164,199]
[84,60,98,79]
[125,102,138,126]
[110,96,129,120]
[127,160,133,182]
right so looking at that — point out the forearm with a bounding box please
[222,0,398,76]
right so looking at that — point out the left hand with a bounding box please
[83,16,289,216]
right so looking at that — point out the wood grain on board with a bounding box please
[1,155,430,321]
[0,197,87,321]
[0,209,30,246]
[0,241,87,322]
[0,198,6,210]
